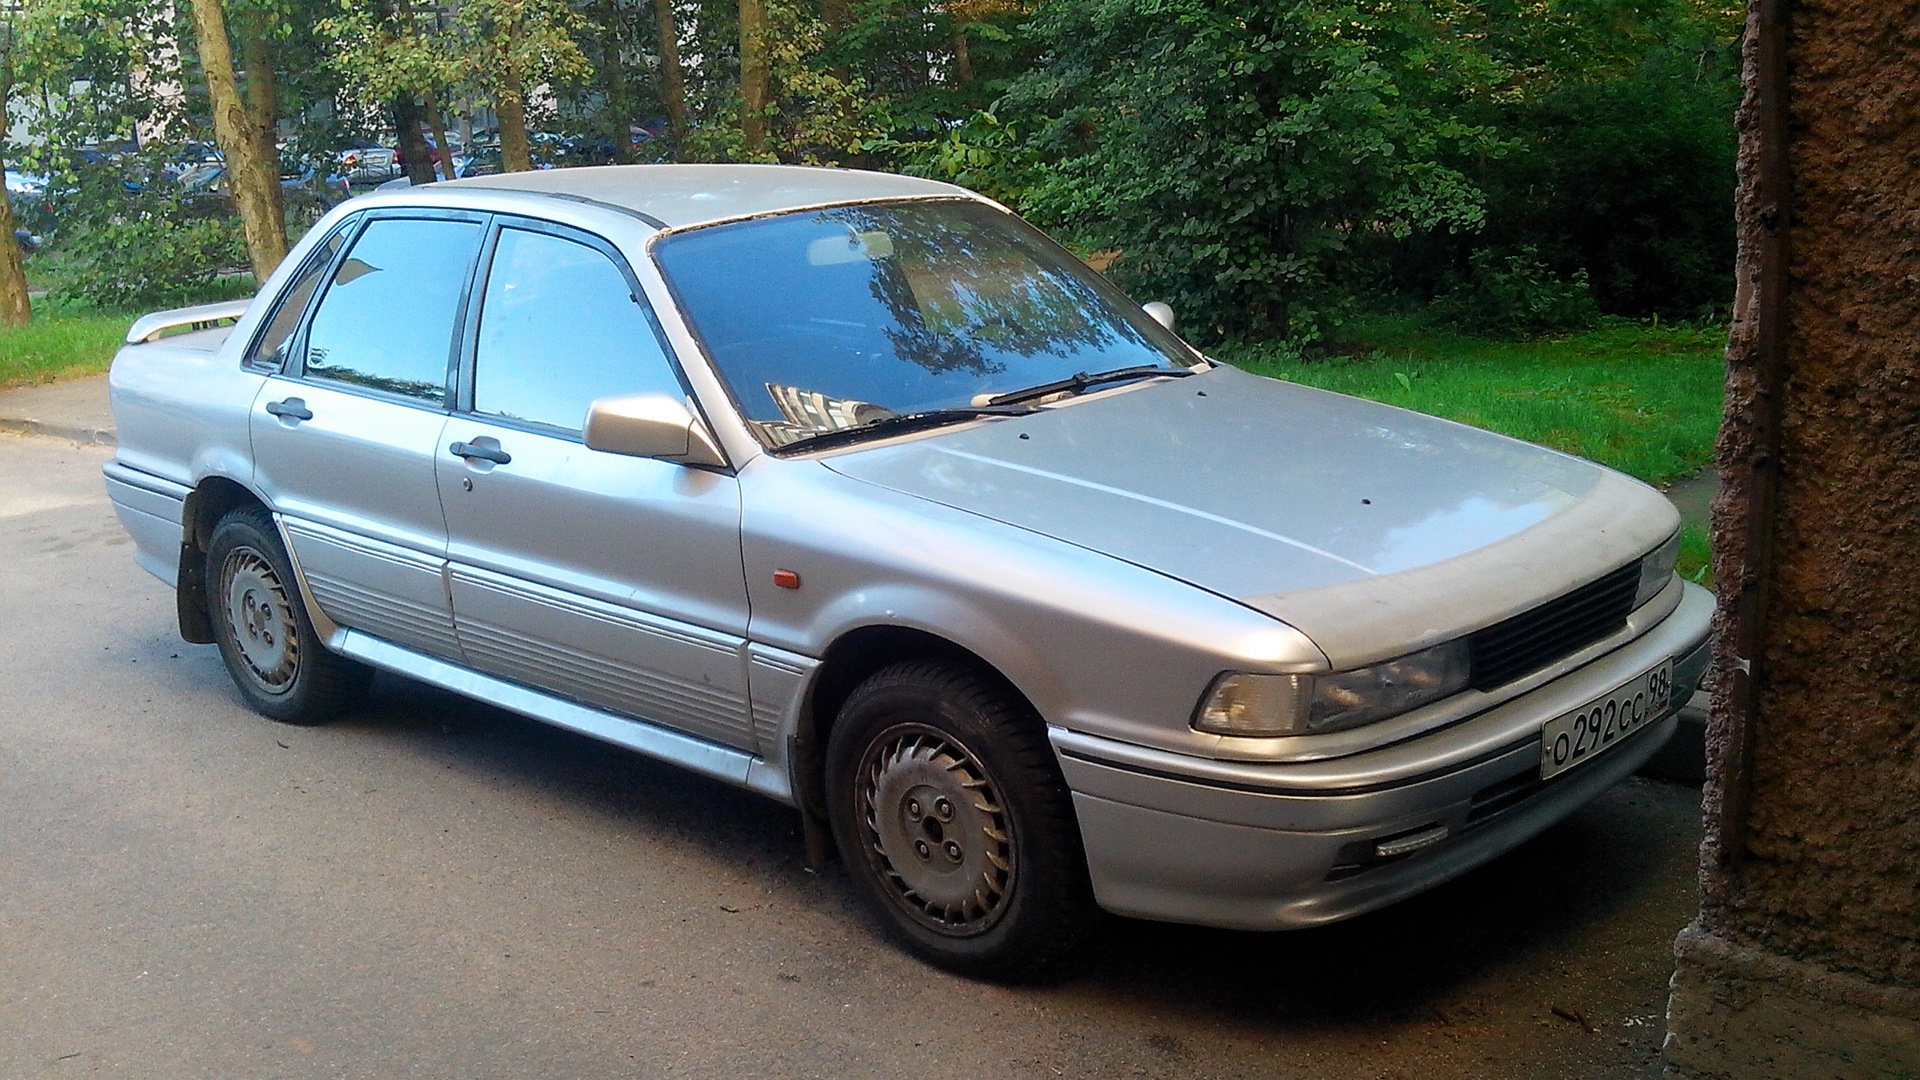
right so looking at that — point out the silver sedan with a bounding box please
[104,165,1711,978]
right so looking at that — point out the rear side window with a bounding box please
[470,227,681,432]
[303,217,483,403]
[246,229,345,371]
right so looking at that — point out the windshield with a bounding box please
[653,199,1196,448]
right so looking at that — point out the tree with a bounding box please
[1000,0,1499,341]
[187,0,287,278]
[1383,0,1745,321]
[652,0,689,144]
[324,0,587,175]
[453,0,590,171]
[186,0,287,278]
[738,0,768,157]
[0,14,32,327]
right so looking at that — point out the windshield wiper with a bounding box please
[983,364,1194,408]
[774,404,1036,455]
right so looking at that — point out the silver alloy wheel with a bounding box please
[855,724,1016,935]
[219,546,300,695]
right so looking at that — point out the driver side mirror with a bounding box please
[583,393,728,468]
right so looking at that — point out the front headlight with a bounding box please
[1194,640,1471,737]
[1634,529,1681,608]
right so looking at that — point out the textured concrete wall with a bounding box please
[1668,1,1920,1076]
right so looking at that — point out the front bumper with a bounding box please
[1052,580,1713,931]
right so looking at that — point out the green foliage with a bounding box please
[46,159,250,310]
[684,0,882,164]
[999,0,1502,343]
[1426,245,1600,336]
[321,0,591,142]
[1380,2,1743,322]
[880,109,1043,208]
[1679,522,1712,586]
[0,303,132,388]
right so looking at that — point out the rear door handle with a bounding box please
[265,397,312,421]
[449,440,512,465]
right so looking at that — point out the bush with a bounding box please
[43,153,250,310]
[1426,247,1599,337]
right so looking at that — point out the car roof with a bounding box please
[440,164,975,229]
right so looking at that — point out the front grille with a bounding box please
[1467,561,1640,690]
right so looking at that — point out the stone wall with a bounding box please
[1666,1,1920,1076]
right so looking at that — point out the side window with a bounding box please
[303,217,484,403]
[471,227,682,432]
[245,229,345,371]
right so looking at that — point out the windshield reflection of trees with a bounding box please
[828,203,1157,381]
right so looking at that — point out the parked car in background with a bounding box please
[102,164,1712,979]
[175,156,348,226]
[7,168,53,241]
[336,144,398,185]
[163,141,224,181]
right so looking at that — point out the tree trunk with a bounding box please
[238,10,284,231]
[0,182,27,327]
[424,89,455,181]
[820,0,850,83]
[0,53,32,327]
[187,0,286,281]
[394,95,435,185]
[598,0,635,164]
[738,0,769,159]
[951,27,973,86]
[653,0,688,148]
[497,72,533,172]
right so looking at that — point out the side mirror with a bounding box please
[583,393,728,468]
[1142,301,1176,333]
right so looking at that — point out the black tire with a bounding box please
[825,659,1096,979]
[206,506,369,724]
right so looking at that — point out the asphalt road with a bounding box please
[1,430,1703,1080]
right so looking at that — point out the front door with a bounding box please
[437,222,756,751]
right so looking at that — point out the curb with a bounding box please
[0,416,117,445]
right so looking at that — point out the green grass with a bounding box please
[1220,316,1726,488]
[1679,522,1713,586]
[0,301,134,389]
[1219,316,1726,583]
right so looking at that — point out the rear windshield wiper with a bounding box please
[983,364,1193,408]
[773,404,1036,455]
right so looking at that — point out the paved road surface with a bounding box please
[1,431,1701,1079]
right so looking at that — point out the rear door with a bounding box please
[437,219,756,751]
[251,211,486,660]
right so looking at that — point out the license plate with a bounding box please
[1540,661,1674,780]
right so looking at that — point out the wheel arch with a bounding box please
[175,476,274,644]
[789,624,1055,845]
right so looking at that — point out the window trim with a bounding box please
[453,214,697,442]
[241,214,360,374]
[282,207,492,412]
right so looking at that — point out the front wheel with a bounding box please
[207,506,369,724]
[825,660,1096,979]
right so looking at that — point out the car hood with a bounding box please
[822,365,1679,666]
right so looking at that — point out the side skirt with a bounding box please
[330,628,795,806]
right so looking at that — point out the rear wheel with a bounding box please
[207,507,368,724]
[825,660,1096,979]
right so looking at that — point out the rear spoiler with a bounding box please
[125,298,252,345]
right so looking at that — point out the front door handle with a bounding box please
[265,397,313,421]
[449,439,512,465]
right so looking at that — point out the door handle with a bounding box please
[449,440,512,465]
[265,397,313,421]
